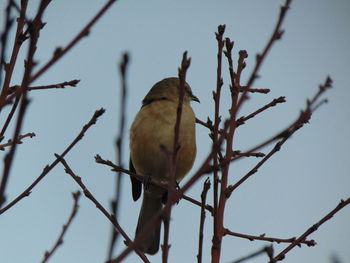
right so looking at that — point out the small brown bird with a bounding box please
[129,77,199,254]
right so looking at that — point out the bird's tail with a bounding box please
[135,192,162,255]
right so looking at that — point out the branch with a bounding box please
[236,0,292,113]
[236,96,286,127]
[237,86,270,94]
[182,194,213,215]
[161,51,191,262]
[41,191,81,263]
[107,52,129,261]
[29,0,119,84]
[229,76,332,168]
[0,132,35,150]
[56,156,150,263]
[8,79,80,95]
[229,245,273,263]
[224,229,316,246]
[271,198,350,262]
[95,154,167,189]
[211,25,225,261]
[0,108,105,214]
[96,154,214,215]
[197,178,211,263]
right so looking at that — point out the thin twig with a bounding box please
[232,151,265,158]
[0,108,105,214]
[0,0,48,135]
[29,0,119,84]
[236,96,286,127]
[107,52,129,260]
[161,51,191,263]
[224,229,316,246]
[212,35,244,263]
[229,245,273,263]
[197,178,211,263]
[227,138,287,196]
[41,191,81,263]
[0,132,35,150]
[8,79,80,94]
[195,117,213,130]
[211,25,225,260]
[237,86,270,94]
[0,0,16,101]
[95,154,168,189]
[229,76,332,168]
[0,14,43,207]
[96,154,214,214]
[236,0,292,114]
[271,198,350,262]
[56,156,150,263]
[182,194,213,215]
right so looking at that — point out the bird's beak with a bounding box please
[191,94,200,103]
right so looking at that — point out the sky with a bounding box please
[0,0,349,263]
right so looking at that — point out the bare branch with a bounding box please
[271,198,350,262]
[228,245,273,263]
[29,0,119,84]
[211,25,225,261]
[0,108,105,214]
[8,79,80,94]
[224,229,316,246]
[107,52,129,260]
[0,14,44,207]
[56,156,150,263]
[0,132,35,150]
[41,191,81,263]
[197,178,211,263]
[236,96,286,127]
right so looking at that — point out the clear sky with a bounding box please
[0,0,349,263]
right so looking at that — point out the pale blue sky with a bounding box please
[0,1,349,263]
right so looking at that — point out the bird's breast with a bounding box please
[130,101,196,182]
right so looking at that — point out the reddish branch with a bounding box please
[225,229,316,247]
[236,96,286,127]
[196,117,214,130]
[227,77,332,196]
[29,0,119,84]
[161,52,191,262]
[197,178,211,263]
[182,194,214,214]
[41,191,81,263]
[0,108,105,214]
[236,0,292,114]
[271,198,350,262]
[212,34,246,263]
[237,86,270,94]
[107,52,129,261]
[96,154,215,216]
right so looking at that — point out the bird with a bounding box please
[129,77,199,254]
